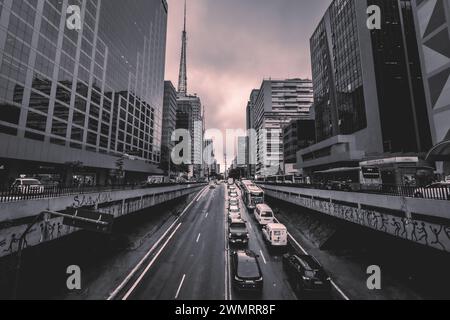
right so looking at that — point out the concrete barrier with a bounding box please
[259,183,450,254]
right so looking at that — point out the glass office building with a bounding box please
[0,0,168,185]
[412,0,450,176]
[298,0,432,176]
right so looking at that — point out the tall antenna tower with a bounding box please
[178,0,188,96]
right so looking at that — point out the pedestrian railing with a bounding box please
[257,182,450,201]
[0,182,205,203]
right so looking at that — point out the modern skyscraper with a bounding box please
[237,136,247,167]
[175,0,204,177]
[246,89,259,178]
[412,0,450,176]
[298,0,433,175]
[161,81,177,170]
[252,79,314,177]
[176,94,203,176]
[283,119,315,174]
[0,0,168,185]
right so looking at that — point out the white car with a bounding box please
[262,223,288,247]
[228,198,239,207]
[228,205,241,222]
[11,178,45,195]
[229,192,238,198]
[254,204,275,226]
[414,182,450,200]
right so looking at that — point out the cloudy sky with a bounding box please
[164,0,332,168]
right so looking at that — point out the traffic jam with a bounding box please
[223,179,334,299]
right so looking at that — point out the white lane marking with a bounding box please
[224,186,232,301]
[107,186,208,300]
[277,218,350,301]
[205,212,208,218]
[122,223,183,300]
[331,280,350,301]
[259,249,267,265]
[175,274,186,299]
[196,233,201,243]
[197,188,209,202]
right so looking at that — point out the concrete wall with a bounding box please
[0,184,205,258]
[259,183,450,253]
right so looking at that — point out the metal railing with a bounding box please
[0,182,205,203]
[257,182,450,201]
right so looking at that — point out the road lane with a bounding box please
[130,185,226,300]
[226,186,297,301]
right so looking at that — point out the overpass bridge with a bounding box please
[0,183,205,259]
[257,183,450,253]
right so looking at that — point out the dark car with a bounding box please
[325,180,352,192]
[282,253,331,295]
[228,219,249,246]
[231,250,263,293]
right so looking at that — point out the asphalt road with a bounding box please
[129,185,226,300]
[126,184,297,300]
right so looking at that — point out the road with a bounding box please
[117,183,297,300]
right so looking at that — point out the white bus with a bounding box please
[241,180,264,210]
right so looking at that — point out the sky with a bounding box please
[164,0,332,169]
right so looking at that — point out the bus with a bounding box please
[313,166,382,191]
[241,180,264,210]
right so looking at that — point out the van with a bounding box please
[262,223,287,247]
[254,204,275,226]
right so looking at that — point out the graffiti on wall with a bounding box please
[267,190,450,253]
[71,193,113,208]
[0,186,202,259]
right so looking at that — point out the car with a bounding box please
[262,223,288,247]
[10,178,45,195]
[228,187,236,194]
[282,253,331,295]
[254,204,275,226]
[228,212,241,223]
[228,198,239,207]
[229,191,238,198]
[325,180,352,191]
[209,184,216,189]
[414,182,450,200]
[228,205,241,222]
[230,250,263,293]
[228,219,249,246]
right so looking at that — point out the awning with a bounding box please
[426,139,450,162]
[314,167,360,174]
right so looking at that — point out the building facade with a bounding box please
[283,119,315,174]
[0,0,168,186]
[245,89,259,178]
[298,0,433,176]
[161,80,177,170]
[176,94,203,177]
[252,79,313,177]
[412,0,450,176]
